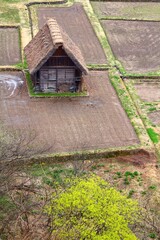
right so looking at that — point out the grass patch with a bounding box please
[87,63,109,69]
[143,102,160,113]
[29,163,76,187]
[147,128,159,143]
[29,163,60,177]
[124,70,160,78]
[31,91,88,98]
[109,68,154,149]
[0,5,20,24]
[0,195,16,221]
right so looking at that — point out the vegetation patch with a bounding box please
[147,128,159,143]
[109,68,152,149]
[0,195,16,221]
[46,175,140,240]
[124,78,160,155]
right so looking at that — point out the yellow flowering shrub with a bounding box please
[46,176,140,240]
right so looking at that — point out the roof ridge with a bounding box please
[25,18,88,75]
[47,18,63,46]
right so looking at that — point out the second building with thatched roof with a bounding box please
[24,18,88,93]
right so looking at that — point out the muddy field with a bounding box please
[134,82,160,102]
[148,111,160,125]
[0,71,139,154]
[37,3,107,65]
[102,20,160,73]
[0,28,21,66]
[91,1,160,20]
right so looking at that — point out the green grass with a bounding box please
[148,233,157,239]
[124,70,160,78]
[0,195,16,221]
[87,64,109,69]
[141,102,160,114]
[29,163,58,177]
[124,79,160,147]
[31,91,88,98]
[0,4,20,24]
[109,68,154,149]
[147,128,159,143]
[148,106,157,112]
[29,163,76,187]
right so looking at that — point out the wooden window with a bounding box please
[40,70,57,91]
[48,69,56,81]
[57,69,75,83]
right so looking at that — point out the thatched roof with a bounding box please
[24,19,88,75]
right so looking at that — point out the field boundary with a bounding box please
[26,0,67,6]
[124,79,160,155]
[100,17,160,22]
[1,147,154,167]
[90,0,160,2]
[123,76,160,80]
[0,67,22,72]
[0,25,20,28]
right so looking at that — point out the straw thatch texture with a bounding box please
[24,18,88,75]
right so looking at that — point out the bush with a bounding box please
[46,175,140,240]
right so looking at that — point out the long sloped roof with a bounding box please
[24,19,88,75]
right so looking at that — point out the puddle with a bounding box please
[0,74,24,99]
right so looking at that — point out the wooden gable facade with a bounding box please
[35,47,82,92]
[24,19,88,93]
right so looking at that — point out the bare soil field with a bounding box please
[91,1,160,20]
[148,111,160,125]
[134,82,160,102]
[102,20,160,73]
[0,71,139,154]
[37,3,107,65]
[0,28,21,66]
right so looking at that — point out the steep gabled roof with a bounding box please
[24,19,88,75]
